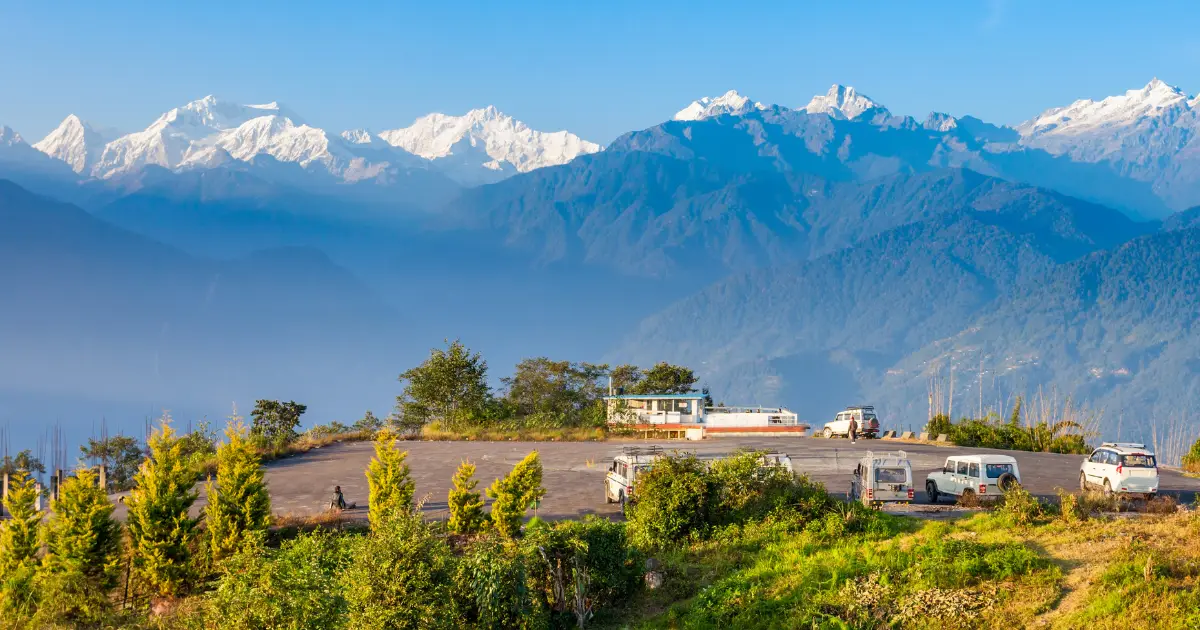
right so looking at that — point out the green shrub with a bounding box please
[525,517,643,625]
[306,421,352,439]
[366,428,415,528]
[455,537,546,629]
[0,469,41,617]
[1183,437,1200,474]
[204,531,350,630]
[998,486,1043,527]
[126,421,201,599]
[625,453,711,549]
[487,451,546,539]
[447,460,485,536]
[341,511,458,630]
[36,467,122,625]
[205,420,271,563]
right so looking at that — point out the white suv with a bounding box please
[925,454,1021,503]
[1079,442,1158,498]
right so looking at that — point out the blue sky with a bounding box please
[2,0,1198,144]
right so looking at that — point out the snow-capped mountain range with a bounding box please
[23,97,602,187]
[7,79,1200,210]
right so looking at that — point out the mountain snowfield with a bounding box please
[27,96,601,186]
[9,78,1200,208]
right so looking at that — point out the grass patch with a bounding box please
[419,423,607,442]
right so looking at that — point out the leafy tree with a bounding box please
[0,469,40,617]
[366,428,415,528]
[79,435,144,491]
[0,449,46,477]
[608,364,643,394]
[341,510,458,630]
[126,421,200,598]
[178,419,219,468]
[396,340,491,431]
[250,400,308,448]
[36,467,122,624]
[205,419,271,563]
[447,460,485,535]
[486,451,545,539]
[353,410,384,433]
[631,362,698,395]
[502,358,608,426]
[205,531,350,629]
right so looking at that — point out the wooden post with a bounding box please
[34,482,43,511]
[98,465,107,492]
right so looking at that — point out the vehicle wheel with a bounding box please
[619,492,627,515]
[926,481,939,504]
[959,488,976,506]
[823,427,834,439]
[1079,472,1088,492]
[604,486,612,504]
[1103,480,1113,497]
[997,472,1019,492]
[849,483,858,502]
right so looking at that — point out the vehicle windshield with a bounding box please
[1121,454,1156,468]
[875,468,907,483]
[985,463,1014,479]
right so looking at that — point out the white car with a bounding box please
[1080,442,1158,498]
[849,451,914,506]
[822,406,880,439]
[925,454,1021,502]
[604,446,663,511]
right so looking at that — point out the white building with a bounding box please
[603,393,803,434]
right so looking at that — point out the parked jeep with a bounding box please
[822,405,880,439]
[849,451,914,506]
[604,446,663,512]
[925,454,1021,503]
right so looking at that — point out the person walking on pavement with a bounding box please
[849,416,858,444]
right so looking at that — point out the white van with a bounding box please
[849,451,914,506]
[925,454,1021,502]
[1080,442,1158,498]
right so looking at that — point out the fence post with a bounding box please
[1,473,8,518]
[34,482,43,511]
[98,465,107,492]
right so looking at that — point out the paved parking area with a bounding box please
[109,437,1200,522]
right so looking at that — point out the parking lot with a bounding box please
[179,437,1200,522]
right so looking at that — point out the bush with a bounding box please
[455,537,546,629]
[341,511,458,630]
[205,420,271,563]
[126,421,201,599]
[1183,437,1200,474]
[306,421,352,439]
[204,531,350,630]
[625,453,711,549]
[528,517,643,616]
[487,451,546,539]
[998,486,1043,527]
[366,428,415,528]
[0,469,41,617]
[36,467,123,625]
[447,460,485,536]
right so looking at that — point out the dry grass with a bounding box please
[418,424,606,442]
[194,430,376,477]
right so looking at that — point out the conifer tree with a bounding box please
[126,420,200,598]
[447,460,485,535]
[486,451,545,539]
[0,469,40,616]
[366,428,415,527]
[205,418,271,562]
[37,467,122,623]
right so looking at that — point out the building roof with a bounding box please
[603,393,705,400]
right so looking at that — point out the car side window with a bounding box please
[1109,451,1121,466]
[957,461,969,475]
[968,463,980,478]
[1089,450,1101,463]
[944,459,955,472]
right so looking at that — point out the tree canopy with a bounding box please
[395,340,490,431]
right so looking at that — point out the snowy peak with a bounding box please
[804,84,886,120]
[377,106,601,183]
[674,90,767,121]
[33,114,117,174]
[0,125,25,146]
[1018,78,1193,139]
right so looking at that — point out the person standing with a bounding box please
[849,416,858,444]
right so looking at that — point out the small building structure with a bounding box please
[603,393,806,437]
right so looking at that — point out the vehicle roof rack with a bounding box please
[621,445,664,457]
[1101,442,1146,449]
[846,405,875,410]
